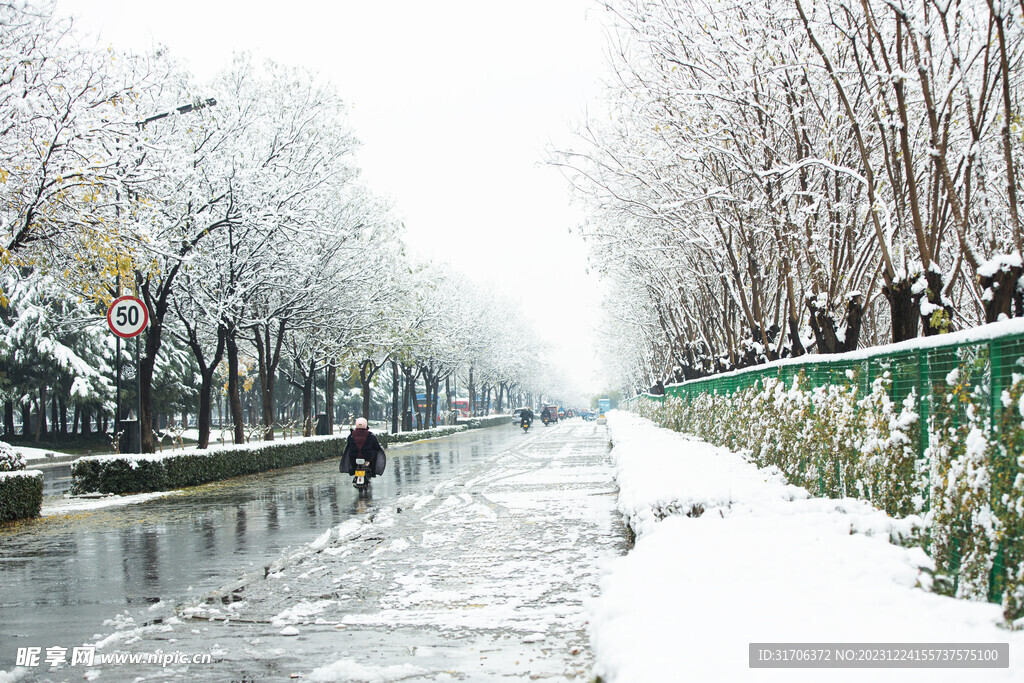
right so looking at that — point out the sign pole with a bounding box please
[136,333,142,453]
[105,294,149,453]
[115,335,121,436]
[115,277,121,439]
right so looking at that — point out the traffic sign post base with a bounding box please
[119,419,141,454]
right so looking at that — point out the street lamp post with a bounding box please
[112,97,217,453]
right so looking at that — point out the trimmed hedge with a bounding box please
[71,435,348,495]
[464,415,517,430]
[0,470,44,523]
[378,415,515,446]
[380,425,467,446]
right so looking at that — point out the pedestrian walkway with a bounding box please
[82,422,625,682]
[590,411,1024,683]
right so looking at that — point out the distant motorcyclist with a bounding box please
[540,406,552,424]
[519,407,534,428]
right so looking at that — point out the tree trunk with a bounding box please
[432,379,442,427]
[34,386,46,442]
[226,333,246,444]
[302,372,313,437]
[197,367,215,449]
[50,395,58,446]
[468,367,476,417]
[182,322,226,449]
[423,375,432,429]
[445,376,452,415]
[921,269,953,335]
[392,361,400,434]
[391,362,399,432]
[414,371,422,430]
[360,359,378,421]
[883,277,920,343]
[253,321,286,441]
[139,327,158,453]
[3,400,13,436]
[401,367,411,431]
[325,360,336,433]
[806,294,863,354]
[979,261,1024,324]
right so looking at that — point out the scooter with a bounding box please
[353,457,371,492]
[521,418,531,433]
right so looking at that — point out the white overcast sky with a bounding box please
[58,0,612,397]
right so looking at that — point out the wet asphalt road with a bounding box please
[1,421,624,681]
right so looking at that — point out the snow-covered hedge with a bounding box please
[0,440,27,472]
[71,435,348,495]
[0,470,43,523]
[379,415,511,446]
[632,366,1024,622]
[463,414,514,430]
[382,424,468,446]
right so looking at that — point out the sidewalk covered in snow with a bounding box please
[593,411,1023,682]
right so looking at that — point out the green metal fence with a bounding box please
[632,323,1024,459]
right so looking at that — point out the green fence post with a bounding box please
[990,338,1004,437]
[917,349,930,463]
[987,339,1001,604]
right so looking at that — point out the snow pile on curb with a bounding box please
[591,411,1023,682]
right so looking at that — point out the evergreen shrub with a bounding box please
[0,470,43,523]
[0,440,27,471]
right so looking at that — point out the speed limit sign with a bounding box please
[106,295,149,339]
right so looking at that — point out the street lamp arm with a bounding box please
[137,97,218,128]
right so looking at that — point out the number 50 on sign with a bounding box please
[106,295,149,338]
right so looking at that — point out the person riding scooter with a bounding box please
[341,417,384,483]
[519,407,534,430]
[540,406,552,425]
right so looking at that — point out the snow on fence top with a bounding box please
[633,318,1024,402]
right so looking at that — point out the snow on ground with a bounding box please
[8,444,77,464]
[594,410,1023,682]
[40,490,177,516]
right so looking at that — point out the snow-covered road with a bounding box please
[74,421,624,682]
